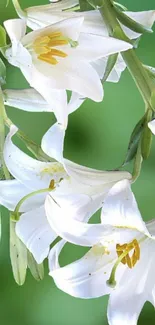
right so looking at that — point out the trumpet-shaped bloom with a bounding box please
[48,179,155,325]
[0,125,131,264]
[4,17,132,120]
[12,1,155,84]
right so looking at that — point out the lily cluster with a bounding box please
[0,0,155,324]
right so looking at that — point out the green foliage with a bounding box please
[123,114,146,165]
[102,53,118,83]
[0,58,6,85]
[0,25,7,48]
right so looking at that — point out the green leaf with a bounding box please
[10,219,27,285]
[102,53,118,83]
[0,25,7,48]
[113,5,153,34]
[141,109,153,160]
[28,251,44,281]
[79,0,93,11]
[0,58,6,85]
[113,1,127,11]
[123,114,146,165]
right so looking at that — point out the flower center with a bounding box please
[107,239,140,288]
[33,32,72,65]
[116,239,140,269]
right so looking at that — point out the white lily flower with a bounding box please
[1,125,131,264]
[13,0,155,39]
[11,1,155,84]
[48,179,155,325]
[4,17,132,120]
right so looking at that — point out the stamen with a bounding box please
[11,180,55,221]
[107,239,140,288]
[32,31,77,66]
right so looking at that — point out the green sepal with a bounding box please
[123,114,146,166]
[102,53,118,83]
[0,58,6,85]
[141,109,153,160]
[0,25,7,48]
[27,251,44,281]
[113,5,153,34]
[10,219,27,285]
[79,0,93,11]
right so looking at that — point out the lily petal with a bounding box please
[108,246,154,325]
[49,240,119,298]
[122,10,155,39]
[4,125,66,190]
[64,34,132,62]
[34,57,103,102]
[64,159,131,186]
[3,88,52,112]
[148,120,155,135]
[4,19,26,55]
[45,192,115,246]
[41,122,65,164]
[16,206,57,264]
[101,179,149,235]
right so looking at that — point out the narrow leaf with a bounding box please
[10,219,27,285]
[102,53,118,83]
[0,58,6,85]
[27,251,44,281]
[114,5,153,34]
[123,114,146,165]
[0,26,7,48]
[79,0,93,11]
[141,109,153,160]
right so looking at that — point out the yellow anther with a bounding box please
[116,239,140,269]
[33,31,69,65]
[49,179,55,189]
[107,239,140,288]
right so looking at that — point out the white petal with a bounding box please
[45,192,115,246]
[48,0,78,7]
[64,159,131,186]
[4,19,26,55]
[30,66,68,125]
[4,125,66,190]
[92,54,126,83]
[67,92,85,114]
[22,16,84,46]
[0,179,30,211]
[34,57,103,102]
[101,179,149,235]
[65,34,132,62]
[49,240,119,298]
[121,10,155,39]
[41,122,65,164]
[3,88,52,112]
[108,245,153,325]
[16,206,57,264]
[148,120,155,135]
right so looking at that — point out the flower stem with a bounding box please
[99,0,154,108]
[11,187,54,221]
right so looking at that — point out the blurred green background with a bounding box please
[0,0,155,324]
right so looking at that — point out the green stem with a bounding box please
[0,88,10,179]
[12,187,54,221]
[99,0,154,108]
